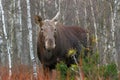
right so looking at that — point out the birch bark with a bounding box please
[0,0,12,77]
[103,19,107,64]
[89,0,98,50]
[26,0,37,78]
[10,0,17,66]
[73,0,80,25]
[116,0,120,70]
[17,0,23,63]
[42,0,46,18]
[84,0,87,29]
[109,0,118,65]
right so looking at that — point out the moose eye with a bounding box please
[40,27,44,31]
[54,28,57,32]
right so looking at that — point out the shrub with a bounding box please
[56,61,68,80]
[81,51,118,80]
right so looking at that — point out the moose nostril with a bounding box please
[44,45,46,49]
[48,39,53,45]
[47,49,51,52]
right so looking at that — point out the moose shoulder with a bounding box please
[34,13,91,70]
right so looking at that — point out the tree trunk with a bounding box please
[0,0,12,77]
[73,0,80,25]
[10,0,18,66]
[89,0,98,50]
[109,0,118,65]
[26,0,37,78]
[116,1,120,70]
[84,0,87,29]
[103,18,108,64]
[16,0,23,64]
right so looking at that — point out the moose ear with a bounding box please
[34,15,43,27]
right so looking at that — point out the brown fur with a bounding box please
[37,24,88,70]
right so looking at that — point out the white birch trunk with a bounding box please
[89,0,98,50]
[109,0,118,65]
[73,0,80,24]
[17,0,23,63]
[10,0,15,60]
[42,0,46,18]
[61,0,65,24]
[0,37,5,65]
[0,0,12,77]
[116,1,120,69]
[26,0,37,78]
[83,0,90,51]
[84,0,87,29]
[38,1,42,15]
[103,19,107,64]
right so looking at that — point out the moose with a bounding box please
[34,12,91,71]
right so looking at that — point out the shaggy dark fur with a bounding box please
[37,24,89,70]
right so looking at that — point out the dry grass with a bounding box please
[1,63,118,80]
[0,65,57,80]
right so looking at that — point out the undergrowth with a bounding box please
[0,50,119,80]
[56,48,119,80]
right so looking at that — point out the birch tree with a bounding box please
[115,0,120,70]
[42,0,46,18]
[10,0,18,66]
[0,0,12,78]
[83,0,88,29]
[73,0,80,25]
[89,0,98,50]
[0,37,3,64]
[17,0,23,64]
[26,0,37,78]
[98,1,109,64]
[108,0,119,66]
[102,18,108,64]
[0,12,5,65]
